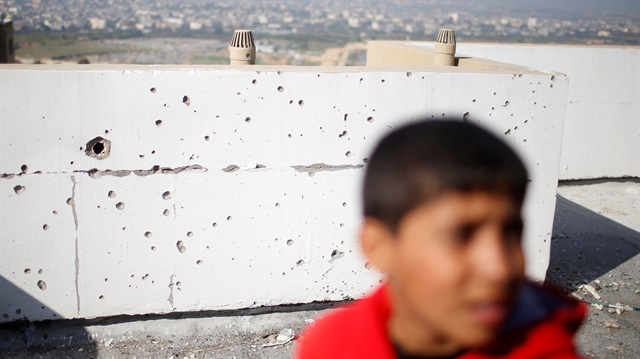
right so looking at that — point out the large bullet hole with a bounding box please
[196,260,203,265]
[298,100,304,106]
[163,209,170,216]
[187,231,193,237]
[245,117,251,123]
[24,268,31,274]
[116,202,125,210]
[144,231,152,238]
[365,261,372,269]
[99,295,104,300]
[151,246,156,251]
[182,95,190,106]
[176,240,186,253]
[286,239,294,246]
[85,137,111,160]
[37,280,47,290]
[13,185,25,195]
[20,164,28,173]
[277,86,284,92]
[108,190,116,198]
[162,191,172,200]
[155,119,162,127]
[345,151,351,157]
[297,259,304,266]
[331,250,344,260]
[38,269,43,274]
[150,87,157,93]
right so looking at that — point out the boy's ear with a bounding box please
[360,217,395,273]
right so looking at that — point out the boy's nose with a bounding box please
[474,231,516,284]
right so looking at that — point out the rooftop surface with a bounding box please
[1,179,638,359]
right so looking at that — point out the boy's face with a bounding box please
[365,190,525,349]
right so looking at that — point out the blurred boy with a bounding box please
[297,120,585,358]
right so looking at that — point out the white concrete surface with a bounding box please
[1,64,568,322]
[453,43,640,180]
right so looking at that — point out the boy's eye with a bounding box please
[503,220,523,242]
[450,224,476,244]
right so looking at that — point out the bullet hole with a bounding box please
[151,246,156,251]
[196,260,203,265]
[176,241,186,253]
[204,135,210,141]
[551,75,556,81]
[24,268,31,274]
[176,281,182,286]
[116,202,125,210]
[504,129,511,135]
[122,227,126,231]
[20,164,28,173]
[38,269,43,274]
[150,87,157,93]
[287,239,294,246]
[331,250,344,260]
[99,295,104,300]
[491,107,495,110]
[85,137,111,160]
[277,86,284,92]
[365,261,372,269]
[37,280,47,290]
[472,99,476,103]
[163,209,170,216]
[43,224,49,231]
[381,79,385,83]
[104,278,108,282]
[16,309,21,315]
[144,231,152,238]
[339,131,347,138]
[342,202,347,207]
[296,259,304,266]
[245,117,251,123]
[182,95,190,106]
[287,134,292,138]
[289,100,293,105]
[367,116,373,122]
[252,79,257,85]
[550,84,554,88]
[345,151,351,157]
[13,185,25,194]
[222,164,239,173]
[187,231,193,237]
[142,274,149,280]
[406,72,412,77]
[155,119,162,127]
[298,100,304,106]
[227,215,232,221]
[463,112,470,121]
[504,100,510,107]
[340,223,344,227]
[162,191,172,200]
[493,92,497,95]
[212,222,218,228]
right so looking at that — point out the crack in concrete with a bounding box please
[1,165,207,179]
[70,175,80,316]
[291,163,364,173]
[168,272,175,311]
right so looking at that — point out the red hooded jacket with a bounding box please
[297,281,586,359]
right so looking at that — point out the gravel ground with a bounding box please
[1,180,638,359]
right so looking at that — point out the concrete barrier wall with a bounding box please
[0,64,568,322]
[454,44,640,180]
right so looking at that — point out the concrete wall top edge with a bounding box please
[406,40,640,50]
[0,63,554,76]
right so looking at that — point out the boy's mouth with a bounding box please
[469,300,508,327]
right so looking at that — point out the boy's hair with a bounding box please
[363,119,528,231]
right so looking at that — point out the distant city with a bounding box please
[1,0,638,65]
